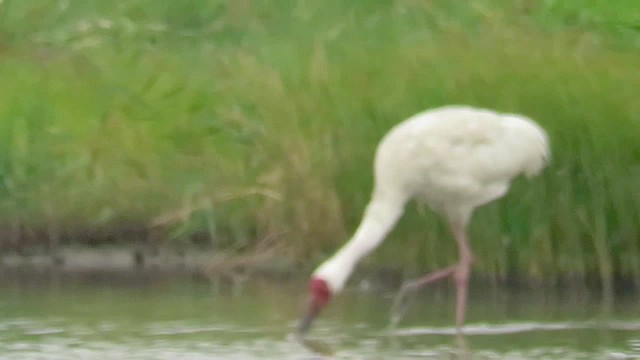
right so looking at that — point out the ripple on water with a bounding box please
[391,321,640,336]
[1,337,639,360]
[145,321,262,336]
[1,320,640,360]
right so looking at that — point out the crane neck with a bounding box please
[313,191,406,293]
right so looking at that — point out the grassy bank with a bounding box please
[0,0,639,286]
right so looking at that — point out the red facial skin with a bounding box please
[297,277,332,335]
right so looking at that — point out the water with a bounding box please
[0,270,638,359]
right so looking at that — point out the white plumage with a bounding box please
[298,105,550,334]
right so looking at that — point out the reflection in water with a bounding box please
[293,334,336,357]
[452,334,472,360]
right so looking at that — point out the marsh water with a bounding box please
[0,269,639,359]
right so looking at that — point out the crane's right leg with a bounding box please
[389,220,473,330]
[389,266,456,327]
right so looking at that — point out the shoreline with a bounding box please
[1,246,638,298]
[0,244,300,289]
[1,246,212,273]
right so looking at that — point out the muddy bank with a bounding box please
[1,245,637,298]
[0,244,301,289]
[0,245,402,293]
[2,246,210,271]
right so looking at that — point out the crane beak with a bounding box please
[297,298,320,335]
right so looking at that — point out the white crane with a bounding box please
[297,105,550,335]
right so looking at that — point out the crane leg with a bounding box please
[389,221,474,331]
[451,222,473,330]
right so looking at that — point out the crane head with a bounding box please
[297,277,332,335]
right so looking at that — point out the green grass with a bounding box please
[0,0,639,286]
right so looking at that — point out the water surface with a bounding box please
[0,270,638,359]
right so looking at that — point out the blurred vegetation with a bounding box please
[0,0,639,287]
